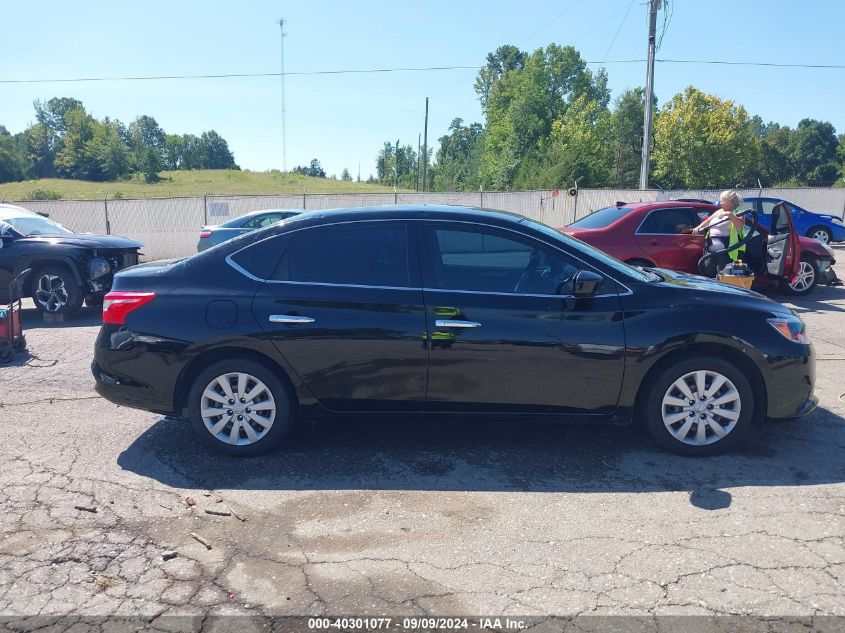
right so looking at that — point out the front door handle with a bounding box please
[269,314,315,324]
[435,319,481,328]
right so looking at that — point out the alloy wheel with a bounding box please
[811,229,830,244]
[35,274,69,313]
[789,261,815,293]
[200,372,276,446]
[661,370,741,446]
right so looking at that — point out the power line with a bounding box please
[600,0,637,65]
[1,58,843,85]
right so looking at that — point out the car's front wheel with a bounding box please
[32,266,84,316]
[643,356,755,456]
[781,255,818,296]
[186,359,294,456]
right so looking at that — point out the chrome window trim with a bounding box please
[225,216,634,296]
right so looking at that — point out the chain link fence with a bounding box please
[10,188,845,261]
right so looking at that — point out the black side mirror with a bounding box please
[570,270,603,297]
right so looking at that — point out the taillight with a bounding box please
[199,230,212,239]
[102,292,156,325]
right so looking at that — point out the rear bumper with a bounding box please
[92,360,176,415]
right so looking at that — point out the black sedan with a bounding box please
[93,205,817,456]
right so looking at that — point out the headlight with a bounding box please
[768,316,809,344]
[831,217,843,225]
[87,257,111,279]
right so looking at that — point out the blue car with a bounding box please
[197,208,303,252]
[743,197,845,244]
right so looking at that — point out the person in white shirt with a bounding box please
[693,190,747,274]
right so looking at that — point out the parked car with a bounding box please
[197,208,303,252]
[560,201,838,296]
[93,205,816,457]
[0,204,142,316]
[743,197,845,244]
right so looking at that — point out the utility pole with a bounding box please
[639,0,659,190]
[422,97,429,192]
[416,133,421,192]
[278,18,287,172]
[394,138,399,190]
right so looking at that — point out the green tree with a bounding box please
[84,118,130,181]
[162,134,185,170]
[434,118,484,191]
[652,86,757,188]
[787,119,839,186]
[199,130,237,169]
[609,88,647,187]
[341,168,352,181]
[474,45,527,113]
[514,95,613,189]
[54,107,98,179]
[479,44,609,189]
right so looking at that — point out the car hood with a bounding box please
[648,267,786,304]
[20,233,143,250]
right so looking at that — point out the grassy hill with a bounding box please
[0,169,408,201]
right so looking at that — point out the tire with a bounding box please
[780,255,819,297]
[31,266,84,316]
[642,356,755,456]
[806,226,832,244]
[186,359,294,456]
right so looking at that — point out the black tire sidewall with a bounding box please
[643,356,755,456]
[31,266,84,316]
[187,359,293,456]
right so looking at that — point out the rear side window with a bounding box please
[569,206,633,229]
[274,223,411,287]
[242,213,282,229]
[637,207,698,234]
[229,234,290,279]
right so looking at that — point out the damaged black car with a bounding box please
[0,204,142,317]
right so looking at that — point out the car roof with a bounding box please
[0,203,41,220]
[622,200,717,209]
[281,204,530,228]
[238,208,304,218]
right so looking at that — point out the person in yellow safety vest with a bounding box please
[692,190,746,276]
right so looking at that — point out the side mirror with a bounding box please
[570,270,603,297]
[1,235,13,247]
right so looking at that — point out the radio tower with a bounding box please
[278,18,287,172]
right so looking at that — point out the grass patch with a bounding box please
[0,169,407,201]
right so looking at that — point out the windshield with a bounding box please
[520,217,657,283]
[569,206,634,229]
[4,215,74,236]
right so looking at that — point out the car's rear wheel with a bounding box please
[187,359,294,456]
[781,255,818,296]
[643,356,754,456]
[31,266,83,316]
[806,226,832,244]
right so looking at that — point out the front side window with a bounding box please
[275,223,411,287]
[425,225,581,295]
[637,208,698,234]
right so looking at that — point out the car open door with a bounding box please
[767,202,801,281]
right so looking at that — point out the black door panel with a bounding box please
[251,221,428,412]
[420,222,626,415]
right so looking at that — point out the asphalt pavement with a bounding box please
[1,256,844,629]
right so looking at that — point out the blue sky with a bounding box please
[2,0,843,178]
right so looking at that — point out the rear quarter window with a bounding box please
[228,234,291,279]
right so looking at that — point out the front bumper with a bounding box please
[764,343,817,420]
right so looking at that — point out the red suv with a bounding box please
[559,201,837,296]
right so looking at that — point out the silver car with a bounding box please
[197,209,303,252]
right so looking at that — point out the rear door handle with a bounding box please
[269,314,315,324]
[435,319,481,328]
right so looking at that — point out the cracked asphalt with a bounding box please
[1,252,844,628]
